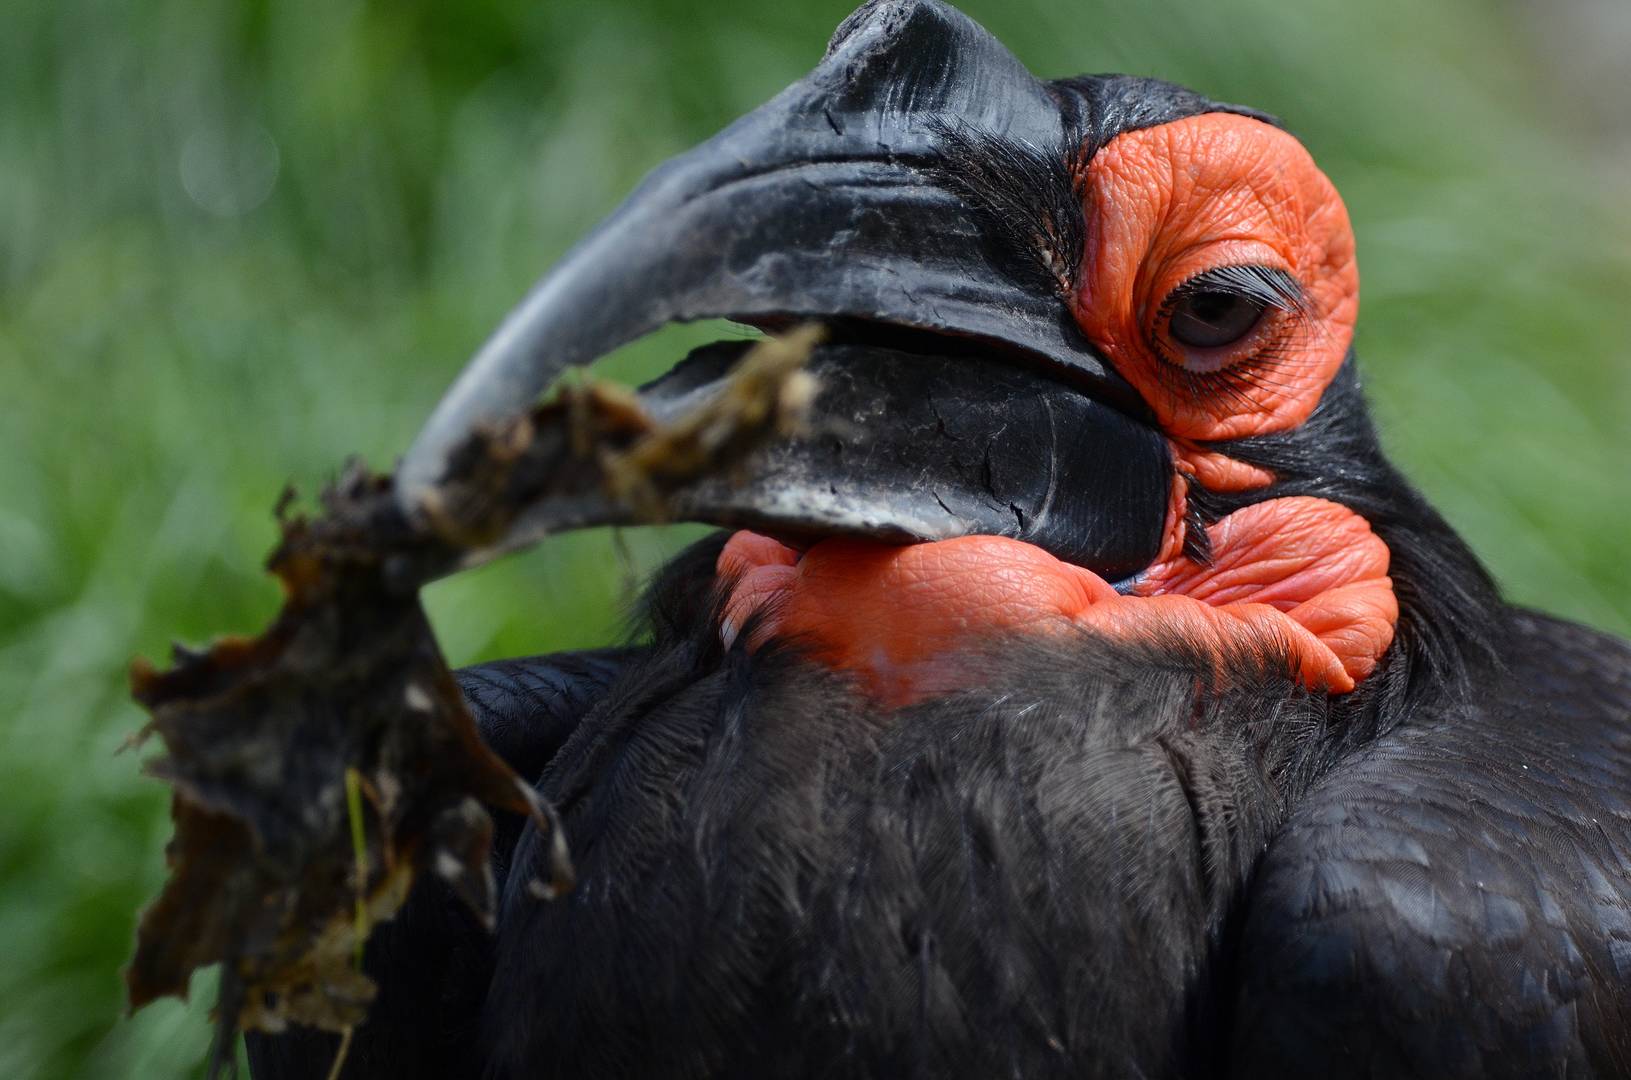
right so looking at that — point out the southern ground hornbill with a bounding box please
[248,2,1631,1076]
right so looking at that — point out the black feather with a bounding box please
[925,117,1086,302]
[1189,353,1505,708]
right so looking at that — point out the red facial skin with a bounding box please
[718,114,1391,706]
[1074,113,1359,442]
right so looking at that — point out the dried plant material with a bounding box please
[603,324,822,516]
[124,330,819,1064]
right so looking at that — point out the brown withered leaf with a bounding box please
[124,329,819,1066]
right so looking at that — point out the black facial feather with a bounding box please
[1181,497,1215,565]
[920,75,1278,313]
[1051,74,1281,160]
[1035,80,1501,707]
[1188,355,1506,704]
[926,117,1086,301]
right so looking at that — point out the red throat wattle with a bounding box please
[717,496,1395,707]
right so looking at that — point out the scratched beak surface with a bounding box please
[396,0,1170,580]
[396,0,1132,501]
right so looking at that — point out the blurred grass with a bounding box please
[0,0,1626,1075]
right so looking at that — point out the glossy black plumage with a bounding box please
[247,536,1631,1078]
[1235,610,1631,1077]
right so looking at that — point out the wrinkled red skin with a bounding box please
[1074,113,1359,441]
[719,496,1394,706]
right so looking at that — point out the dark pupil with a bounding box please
[1169,290,1266,349]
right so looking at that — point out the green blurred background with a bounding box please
[1,0,1627,1075]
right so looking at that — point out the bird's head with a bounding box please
[400,0,1497,704]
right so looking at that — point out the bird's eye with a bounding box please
[1168,290,1267,350]
[1155,265,1303,374]
[1072,114,1358,438]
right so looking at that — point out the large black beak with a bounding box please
[397,0,1171,583]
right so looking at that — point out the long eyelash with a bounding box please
[1146,264,1326,415]
[1165,264,1310,319]
[925,117,1086,301]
